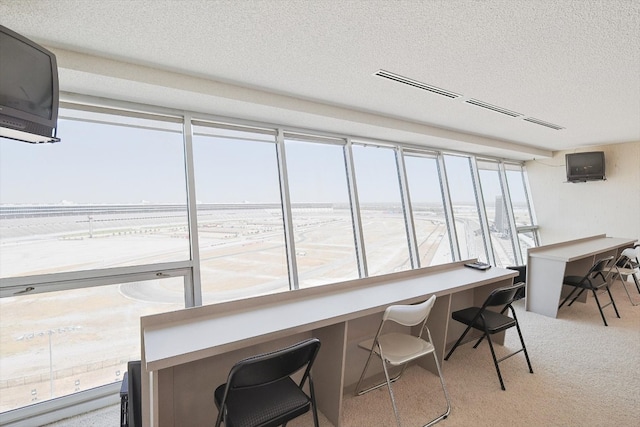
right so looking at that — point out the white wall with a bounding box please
[525,141,640,245]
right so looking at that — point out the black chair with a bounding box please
[444,282,533,390]
[120,360,141,427]
[558,256,620,326]
[120,371,128,427]
[127,361,142,427]
[506,265,526,300]
[214,338,321,427]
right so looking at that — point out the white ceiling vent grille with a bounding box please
[523,117,565,130]
[374,69,565,130]
[465,99,523,117]
[374,70,461,99]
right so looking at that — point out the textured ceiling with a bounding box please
[1,0,639,160]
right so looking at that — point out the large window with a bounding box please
[477,160,517,267]
[443,155,488,263]
[0,109,189,278]
[0,101,540,421]
[284,136,359,287]
[351,144,411,275]
[192,123,288,304]
[0,108,190,415]
[403,151,452,266]
[505,163,539,261]
[0,276,185,412]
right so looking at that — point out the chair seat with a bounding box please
[563,275,606,289]
[451,307,516,334]
[607,266,639,275]
[359,332,435,366]
[214,377,310,427]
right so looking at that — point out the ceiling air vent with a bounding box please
[523,117,565,130]
[465,99,522,117]
[374,70,461,99]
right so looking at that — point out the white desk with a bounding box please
[141,261,517,427]
[526,234,637,318]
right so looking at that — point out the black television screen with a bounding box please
[0,25,59,143]
[565,152,605,182]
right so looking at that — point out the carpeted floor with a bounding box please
[45,278,640,426]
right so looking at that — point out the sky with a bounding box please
[0,110,522,206]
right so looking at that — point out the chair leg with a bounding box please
[355,349,405,395]
[308,378,320,427]
[484,331,506,391]
[380,359,402,427]
[445,324,474,360]
[633,272,640,294]
[354,346,377,395]
[426,350,451,426]
[559,286,580,308]
[605,286,620,318]
[511,309,533,374]
[472,333,486,348]
[567,288,586,307]
[591,289,609,326]
[618,274,638,306]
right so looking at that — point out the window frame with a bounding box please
[0,95,542,423]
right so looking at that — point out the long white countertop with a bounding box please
[528,235,636,262]
[141,261,516,371]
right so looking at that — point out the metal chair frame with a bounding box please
[444,282,533,391]
[606,248,640,305]
[559,256,620,326]
[214,338,321,427]
[354,295,451,427]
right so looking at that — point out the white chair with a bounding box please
[606,247,640,306]
[354,295,451,427]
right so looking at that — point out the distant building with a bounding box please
[494,196,509,234]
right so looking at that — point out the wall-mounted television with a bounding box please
[0,25,60,143]
[566,151,605,182]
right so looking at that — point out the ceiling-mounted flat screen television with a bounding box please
[566,151,605,182]
[0,24,60,143]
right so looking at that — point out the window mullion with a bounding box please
[344,138,368,278]
[183,114,201,307]
[437,154,460,261]
[498,162,523,265]
[396,147,419,268]
[276,129,299,290]
[521,165,541,246]
[470,158,495,265]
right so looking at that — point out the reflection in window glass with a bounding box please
[443,155,487,262]
[0,277,184,412]
[351,144,410,275]
[284,139,358,287]
[192,125,288,303]
[478,161,516,267]
[403,154,452,266]
[0,110,189,279]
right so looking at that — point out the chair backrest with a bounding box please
[483,282,525,308]
[127,360,142,427]
[226,338,321,389]
[506,265,526,284]
[506,266,527,300]
[621,247,638,259]
[588,255,614,278]
[619,247,640,268]
[383,294,436,327]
